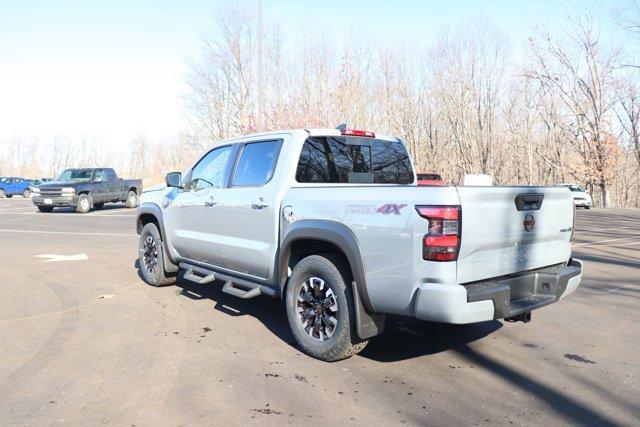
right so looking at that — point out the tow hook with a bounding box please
[505,312,532,323]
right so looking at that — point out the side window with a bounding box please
[105,169,117,181]
[188,145,232,191]
[232,140,280,187]
[94,170,107,182]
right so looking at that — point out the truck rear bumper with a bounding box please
[413,259,583,324]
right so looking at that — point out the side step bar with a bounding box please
[179,262,278,299]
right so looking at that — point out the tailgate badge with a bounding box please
[524,214,535,231]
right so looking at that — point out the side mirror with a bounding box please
[166,172,182,188]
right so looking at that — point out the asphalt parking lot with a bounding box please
[0,197,638,426]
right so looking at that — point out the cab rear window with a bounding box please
[295,136,414,184]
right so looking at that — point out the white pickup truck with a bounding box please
[136,127,582,361]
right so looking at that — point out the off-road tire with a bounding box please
[138,222,176,287]
[124,190,138,208]
[38,206,54,213]
[94,202,104,209]
[285,254,368,362]
[22,190,31,198]
[76,193,92,213]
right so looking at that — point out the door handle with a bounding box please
[251,198,269,210]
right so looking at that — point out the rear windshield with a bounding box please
[295,136,414,184]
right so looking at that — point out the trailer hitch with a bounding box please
[505,312,532,323]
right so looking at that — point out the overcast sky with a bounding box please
[0,0,618,147]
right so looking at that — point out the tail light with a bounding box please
[341,129,375,138]
[415,206,461,262]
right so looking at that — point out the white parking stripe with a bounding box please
[89,210,136,216]
[0,229,136,237]
[0,212,135,218]
[0,207,37,212]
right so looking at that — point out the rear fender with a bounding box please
[279,220,385,340]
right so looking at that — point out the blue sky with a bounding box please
[0,0,621,145]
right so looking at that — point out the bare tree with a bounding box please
[617,77,640,166]
[529,14,621,206]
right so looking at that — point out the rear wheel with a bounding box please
[22,190,31,198]
[76,193,92,213]
[6,194,12,198]
[37,206,54,213]
[138,222,176,287]
[285,254,368,362]
[125,190,138,208]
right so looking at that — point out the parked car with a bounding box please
[416,172,444,186]
[136,127,582,361]
[558,183,592,209]
[0,177,33,198]
[32,168,142,213]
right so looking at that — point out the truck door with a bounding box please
[216,139,282,279]
[164,145,233,265]
[105,169,120,200]
[92,169,109,202]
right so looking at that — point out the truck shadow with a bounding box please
[141,263,504,361]
[41,203,130,214]
[360,318,502,362]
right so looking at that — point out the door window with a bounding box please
[94,170,107,182]
[188,145,233,191]
[231,141,280,187]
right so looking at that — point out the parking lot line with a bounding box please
[0,207,38,212]
[0,229,136,237]
[89,210,137,217]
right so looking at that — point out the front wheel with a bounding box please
[124,190,138,208]
[138,222,176,287]
[285,254,368,362]
[76,193,92,213]
[22,190,31,198]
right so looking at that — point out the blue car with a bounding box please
[0,177,33,198]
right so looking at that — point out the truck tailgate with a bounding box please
[455,186,574,284]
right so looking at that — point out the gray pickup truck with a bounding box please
[33,168,142,213]
[136,128,582,361]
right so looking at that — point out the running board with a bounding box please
[178,262,277,299]
[222,280,262,299]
